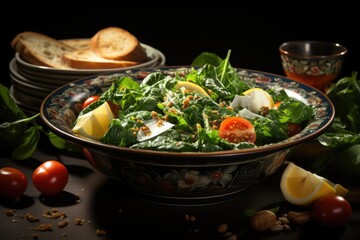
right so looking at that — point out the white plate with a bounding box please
[15,43,161,75]
[156,49,166,67]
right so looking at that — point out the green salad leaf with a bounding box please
[311,72,360,183]
[0,83,80,160]
[77,51,315,152]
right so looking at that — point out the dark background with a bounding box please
[1,7,359,88]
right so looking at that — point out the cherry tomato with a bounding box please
[313,194,352,227]
[0,167,28,199]
[82,95,100,109]
[286,122,302,137]
[219,116,256,143]
[32,160,69,196]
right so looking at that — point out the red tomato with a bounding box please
[219,116,256,143]
[313,194,352,227]
[82,95,100,109]
[0,167,28,199]
[32,160,69,196]
[286,122,302,137]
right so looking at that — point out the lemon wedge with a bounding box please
[280,162,343,207]
[240,88,274,113]
[317,176,349,197]
[175,81,209,97]
[72,101,114,140]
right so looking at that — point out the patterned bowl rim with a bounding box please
[40,66,335,159]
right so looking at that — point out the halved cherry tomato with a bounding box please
[219,116,256,143]
[0,167,28,199]
[313,194,352,227]
[32,160,69,196]
[82,95,100,109]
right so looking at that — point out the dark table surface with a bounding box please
[1,139,360,240]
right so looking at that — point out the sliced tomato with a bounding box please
[219,116,256,143]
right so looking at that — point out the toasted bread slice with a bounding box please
[11,31,76,69]
[61,49,140,69]
[90,27,148,62]
[60,38,91,50]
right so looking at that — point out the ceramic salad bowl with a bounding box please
[40,66,334,205]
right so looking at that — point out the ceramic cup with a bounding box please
[279,41,347,92]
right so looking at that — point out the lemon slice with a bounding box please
[280,162,339,207]
[72,101,114,140]
[317,176,349,197]
[240,88,274,113]
[175,81,209,97]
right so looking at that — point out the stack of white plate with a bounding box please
[9,43,166,115]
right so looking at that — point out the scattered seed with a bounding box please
[95,229,107,236]
[5,209,16,216]
[25,214,40,222]
[31,223,53,232]
[43,209,67,219]
[270,224,284,231]
[278,216,289,224]
[75,218,85,225]
[58,220,69,228]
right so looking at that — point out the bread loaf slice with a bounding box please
[60,38,90,50]
[11,31,76,69]
[90,27,148,62]
[61,49,140,69]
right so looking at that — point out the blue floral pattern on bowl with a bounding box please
[280,55,344,76]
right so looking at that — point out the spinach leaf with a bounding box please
[311,72,360,174]
[253,117,288,145]
[101,118,139,147]
[11,125,40,160]
[0,84,27,122]
[0,83,80,160]
[268,99,314,125]
[191,51,223,67]
[326,71,360,133]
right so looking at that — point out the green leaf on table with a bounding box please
[0,113,39,150]
[11,125,40,160]
[326,71,360,133]
[0,84,27,122]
